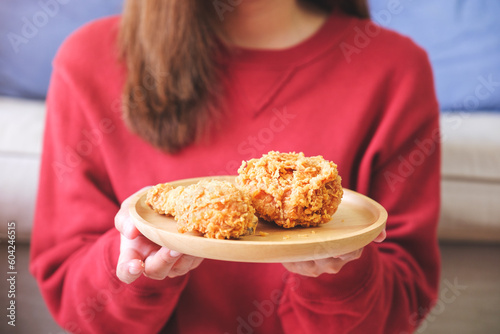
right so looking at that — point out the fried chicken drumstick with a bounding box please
[236,151,343,228]
[146,179,258,239]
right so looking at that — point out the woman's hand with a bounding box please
[282,229,386,277]
[114,188,204,284]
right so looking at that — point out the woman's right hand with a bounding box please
[114,188,204,284]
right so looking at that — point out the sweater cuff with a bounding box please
[289,243,381,301]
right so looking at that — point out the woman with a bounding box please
[30,0,441,333]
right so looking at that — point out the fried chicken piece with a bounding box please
[236,151,343,228]
[146,179,258,239]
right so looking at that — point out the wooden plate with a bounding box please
[129,176,387,263]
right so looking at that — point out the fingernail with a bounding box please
[170,250,181,257]
[128,263,142,275]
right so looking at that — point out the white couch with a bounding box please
[1,96,500,243]
[0,97,45,242]
[439,112,500,242]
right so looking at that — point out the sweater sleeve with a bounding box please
[29,42,187,334]
[277,43,441,333]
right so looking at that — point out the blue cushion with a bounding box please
[369,0,500,111]
[0,0,123,100]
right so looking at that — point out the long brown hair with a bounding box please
[119,0,369,153]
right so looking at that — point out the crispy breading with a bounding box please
[236,151,343,228]
[146,180,258,239]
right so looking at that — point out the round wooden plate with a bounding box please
[129,176,387,263]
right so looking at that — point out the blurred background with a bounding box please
[1,0,499,333]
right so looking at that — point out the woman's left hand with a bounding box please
[282,229,386,277]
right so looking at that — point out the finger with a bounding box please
[117,258,144,284]
[144,248,204,280]
[281,262,301,275]
[373,229,387,243]
[283,248,364,278]
[115,187,151,239]
[282,261,320,277]
[304,258,346,277]
[336,248,363,262]
[115,210,140,240]
[117,234,161,284]
[325,248,363,274]
[309,257,344,276]
[143,247,183,280]
[116,237,146,284]
[167,255,204,278]
[120,234,161,259]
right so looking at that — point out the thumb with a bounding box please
[117,259,144,284]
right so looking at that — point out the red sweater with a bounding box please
[31,12,441,334]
